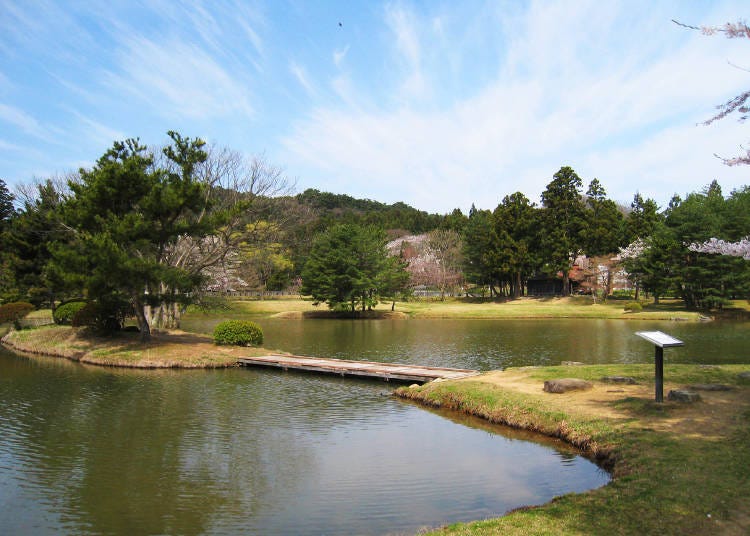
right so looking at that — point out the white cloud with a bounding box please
[384,3,426,99]
[104,35,255,121]
[0,103,52,141]
[282,0,750,213]
[0,138,24,152]
[385,3,420,66]
[69,111,127,146]
[290,61,316,97]
[333,45,349,68]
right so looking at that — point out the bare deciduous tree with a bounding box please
[149,147,294,328]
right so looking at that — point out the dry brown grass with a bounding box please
[1,325,269,368]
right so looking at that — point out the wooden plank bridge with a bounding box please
[237,354,480,383]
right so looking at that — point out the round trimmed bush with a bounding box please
[0,302,34,324]
[54,301,87,325]
[214,320,264,346]
[624,301,643,312]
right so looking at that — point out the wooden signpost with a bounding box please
[635,331,684,403]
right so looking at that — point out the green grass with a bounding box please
[215,296,706,321]
[396,365,750,535]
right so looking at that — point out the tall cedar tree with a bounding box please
[540,166,586,296]
[462,207,500,296]
[583,178,625,256]
[625,193,661,243]
[51,132,211,341]
[493,192,540,298]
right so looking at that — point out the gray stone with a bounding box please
[543,378,593,394]
[688,384,733,392]
[738,371,750,380]
[561,361,584,366]
[667,390,702,403]
[602,376,638,385]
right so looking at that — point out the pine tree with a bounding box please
[50,132,211,340]
[300,224,406,314]
[0,178,14,228]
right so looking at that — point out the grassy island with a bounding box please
[195,296,720,321]
[397,365,750,535]
[1,325,270,368]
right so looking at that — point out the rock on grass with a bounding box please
[543,378,593,393]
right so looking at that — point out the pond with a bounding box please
[183,316,750,369]
[3,316,747,534]
[0,345,607,535]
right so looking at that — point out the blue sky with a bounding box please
[1,1,748,213]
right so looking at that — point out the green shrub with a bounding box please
[214,320,264,346]
[624,301,643,312]
[71,300,128,331]
[0,302,34,325]
[72,302,99,328]
[700,295,730,311]
[53,301,87,325]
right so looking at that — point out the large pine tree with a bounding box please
[51,132,212,340]
[300,224,407,314]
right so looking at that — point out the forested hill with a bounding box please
[295,188,459,234]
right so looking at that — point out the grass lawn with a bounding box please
[397,364,750,535]
[218,296,707,321]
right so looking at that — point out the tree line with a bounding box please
[1,134,749,332]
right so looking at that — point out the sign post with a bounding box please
[635,331,684,403]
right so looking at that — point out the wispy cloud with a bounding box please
[69,111,127,146]
[384,3,425,99]
[282,0,750,212]
[290,61,316,97]
[333,45,349,68]
[104,35,255,121]
[0,103,53,141]
[0,138,25,152]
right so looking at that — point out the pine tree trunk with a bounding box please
[133,295,151,343]
[562,270,570,297]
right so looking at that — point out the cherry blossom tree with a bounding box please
[688,237,750,260]
[675,19,750,165]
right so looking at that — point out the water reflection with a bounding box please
[0,347,609,535]
[180,317,750,369]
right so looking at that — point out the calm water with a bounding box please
[183,316,750,369]
[0,345,608,536]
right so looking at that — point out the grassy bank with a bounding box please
[216,296,707,321]
[1,325,270,368]
[397,365,750,535]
